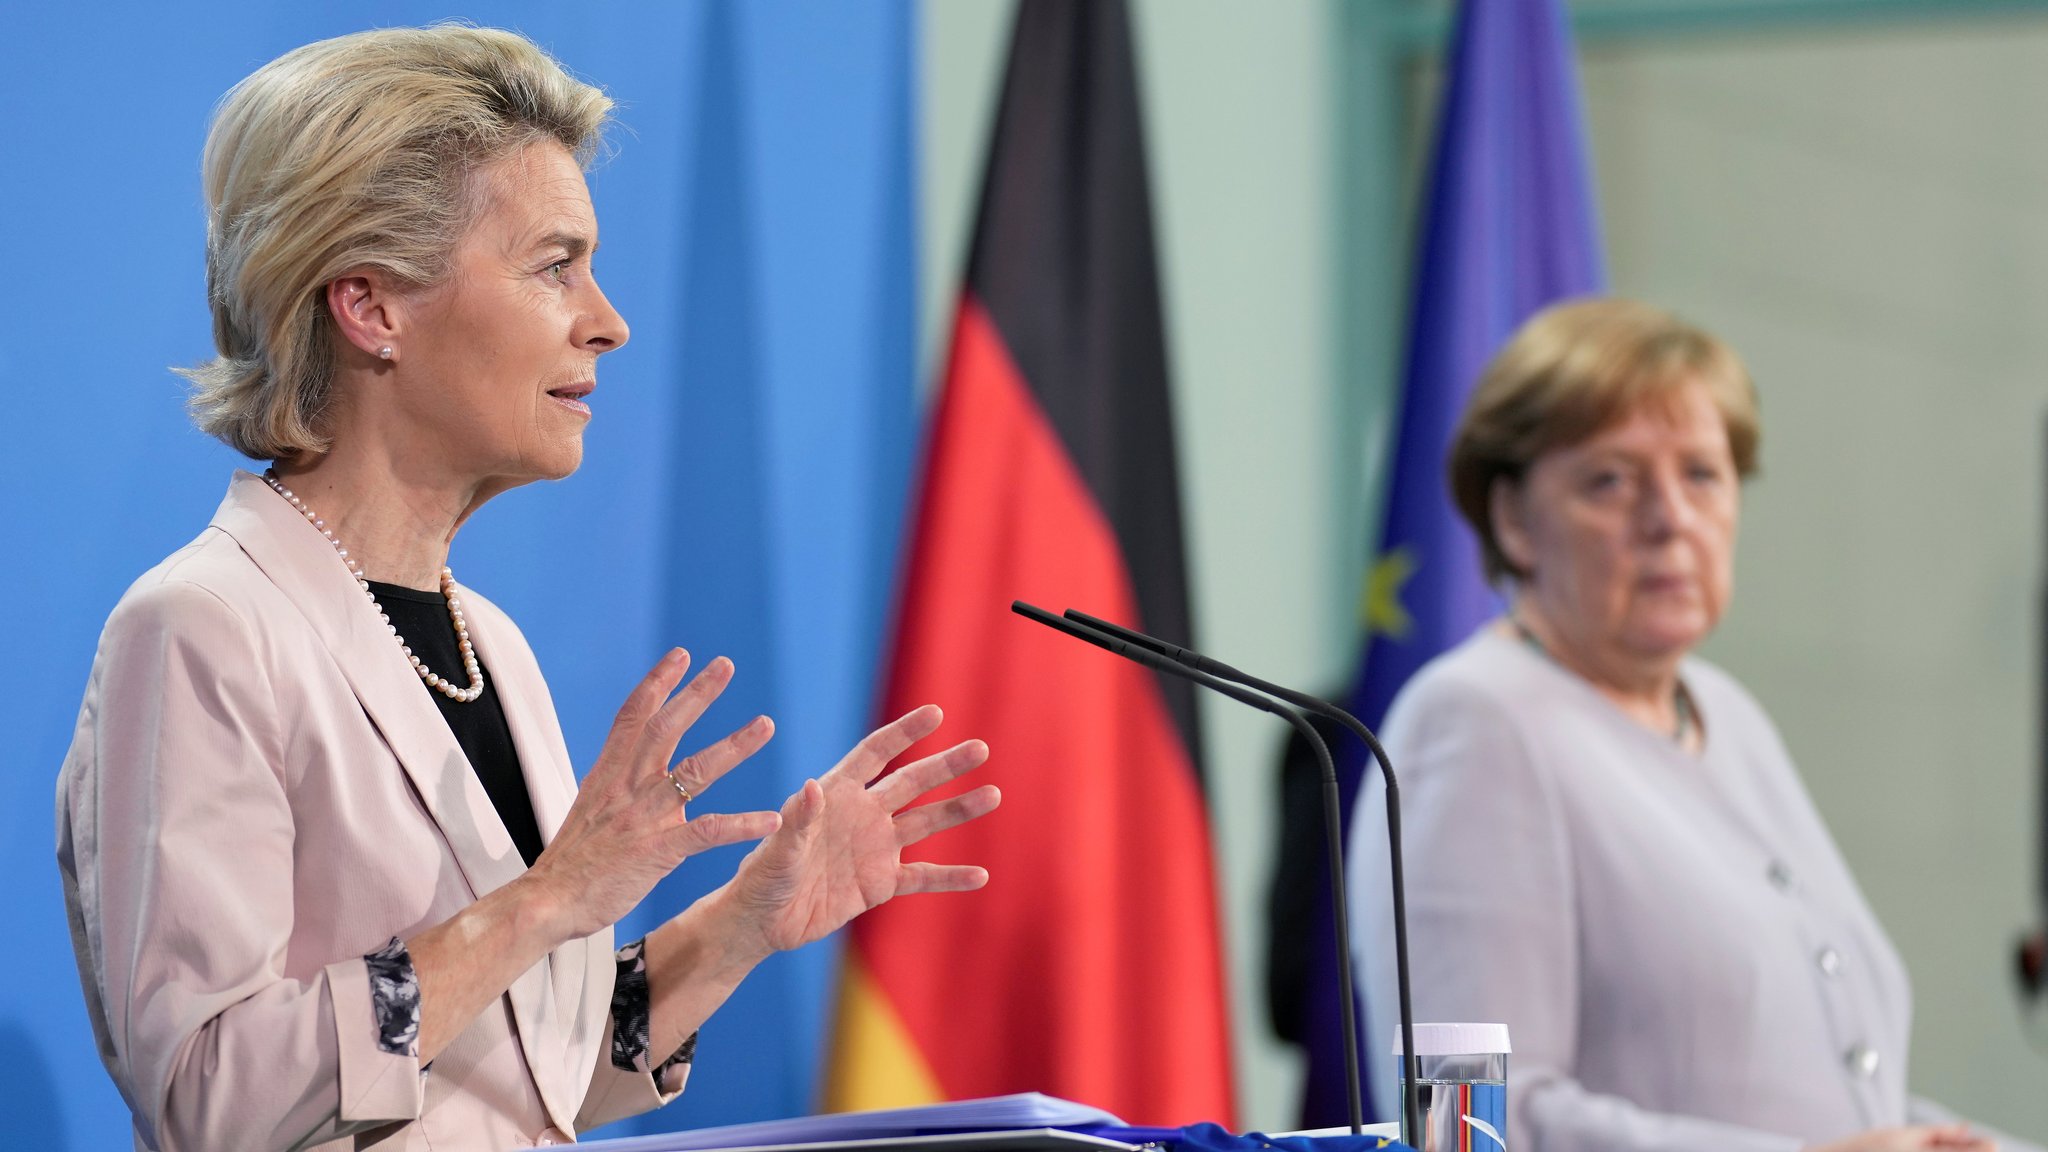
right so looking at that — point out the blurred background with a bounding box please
[5,0,2047,1145]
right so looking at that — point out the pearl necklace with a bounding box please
[262,471,485,703]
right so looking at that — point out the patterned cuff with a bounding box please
[611,939,696,1094]
[365,937,421,1057]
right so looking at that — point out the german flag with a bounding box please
[823,0,1234,1127]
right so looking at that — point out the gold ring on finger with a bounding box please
[668,771,694,804]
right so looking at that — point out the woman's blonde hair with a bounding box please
[1448,297,1761,581]
[180,25,613,460]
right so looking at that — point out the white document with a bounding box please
[575,1094,1132,1152]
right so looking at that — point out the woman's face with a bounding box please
[392,139,629,487]
[1496,380,1741,668]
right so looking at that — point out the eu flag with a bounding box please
[1286,0,1606,1126]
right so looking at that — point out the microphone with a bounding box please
[1062,608,1420,1149]
[1009,601,1369,1137]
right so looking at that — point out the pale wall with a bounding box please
[1586,19,2048,1137]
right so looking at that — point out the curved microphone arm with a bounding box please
[1064,609,1419,1148]
[1008,602,1368,1136]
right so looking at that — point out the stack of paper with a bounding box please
[577,1093,1137,1152]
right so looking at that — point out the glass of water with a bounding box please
[1394,1022,1510,1152]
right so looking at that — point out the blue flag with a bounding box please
[1293,0,1605,1126]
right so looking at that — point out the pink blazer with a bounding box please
[57,472,678,1150]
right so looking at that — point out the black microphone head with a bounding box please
[1017,599,1295,722]
[1012,600,1124,656]
[1011,600,1061,627]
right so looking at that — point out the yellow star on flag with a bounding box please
[1360,547,1416,641]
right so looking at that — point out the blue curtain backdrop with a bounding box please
[0,2,916,1145]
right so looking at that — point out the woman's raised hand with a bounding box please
[525,649,781,941]
[715,704,1000,959]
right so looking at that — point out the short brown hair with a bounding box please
[1448,297,1760,581]
[180,25,613,460]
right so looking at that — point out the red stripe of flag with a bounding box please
[827,0,1233,1127]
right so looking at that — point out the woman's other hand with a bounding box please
[717,704,1000,960]
[1811,1126,1996,1152]
[524,649,781,941]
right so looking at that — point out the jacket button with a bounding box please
[1844,1043,1880,1079]
[1817,946,1843,977]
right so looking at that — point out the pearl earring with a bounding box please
[378,346,393,360]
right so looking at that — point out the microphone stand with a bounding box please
[1061,609,1420,1149]
[1010,602,1366,1135]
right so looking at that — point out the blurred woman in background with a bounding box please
[1348,298,2035,1152]
[56,26,998,1151]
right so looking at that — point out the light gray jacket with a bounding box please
[1347,628,2035,1152]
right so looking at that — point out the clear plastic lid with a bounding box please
[1390,1021,1511,1056]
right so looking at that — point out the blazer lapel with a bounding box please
[477,626,577,851]
[208,471,531,905]
[466,609,591,1132]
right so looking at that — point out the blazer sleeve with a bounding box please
[59,578,424,1151]
[574,1013,688,1132]
[1349,673,1802,1152]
